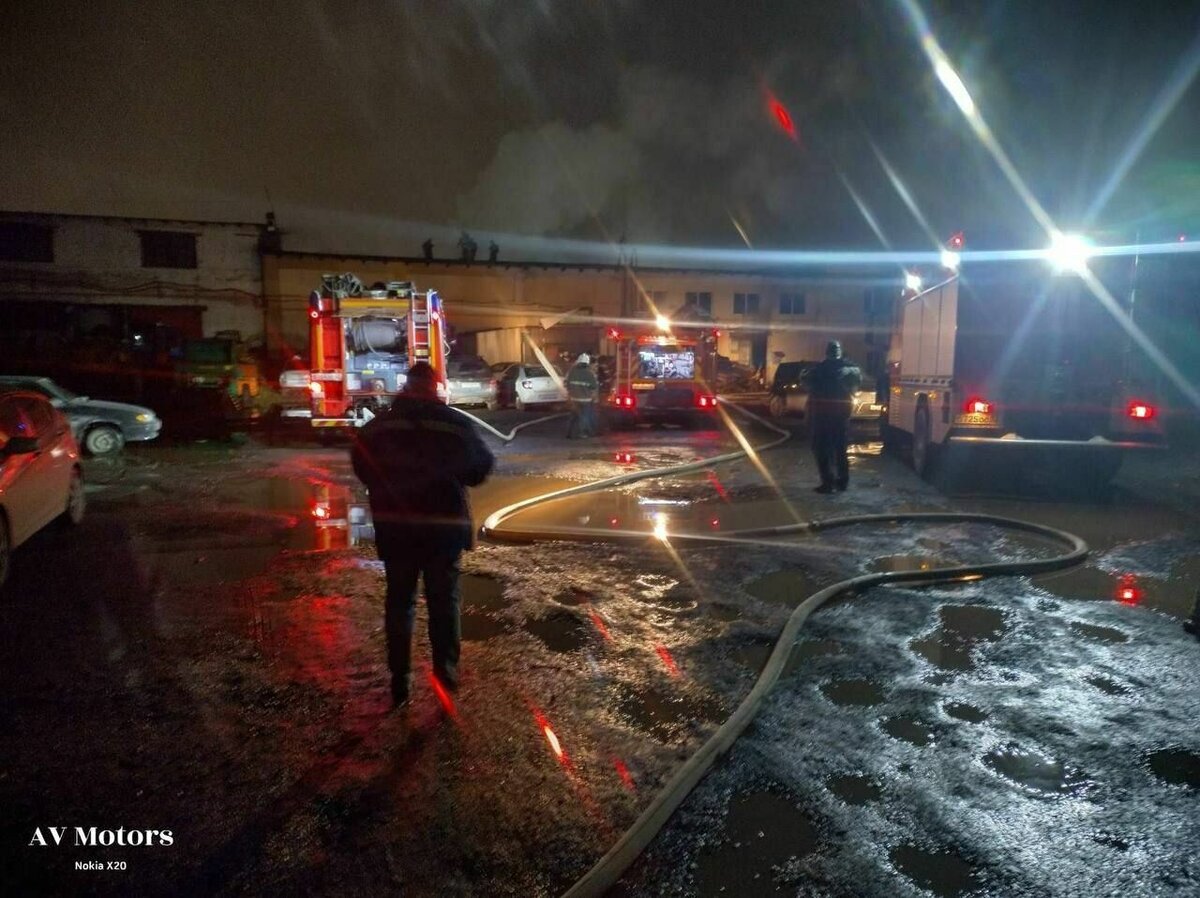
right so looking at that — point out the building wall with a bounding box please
[0,212,264,341]
[262,252,887,378]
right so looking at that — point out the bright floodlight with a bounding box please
[653,512,668,542]
[934,56,976,116]
[655,313,671,332]
[904,271,923,292]
[1047,231,1093,274]
[940,249,961,271]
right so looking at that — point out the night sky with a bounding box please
[3,0,1198,258]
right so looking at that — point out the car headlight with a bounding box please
[135,413,154,422]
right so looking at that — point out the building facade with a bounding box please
[262,251,893,380]
[0,211,267,349]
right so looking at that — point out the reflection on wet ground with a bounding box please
[1070,621,1130,644]
[743,569,826,608]
[889,844,980,898]
[694,790,818,895]
[983,742,1090,796]
[524,608,592,652]
[1036,557,1200,617]
[460,574,509,642]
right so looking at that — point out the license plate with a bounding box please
[957,413,992,425]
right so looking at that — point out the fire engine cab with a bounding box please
[605,318,719,429]
[281,273,449,428]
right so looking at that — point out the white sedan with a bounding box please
[0,389,85,589]
[496,363,568,410]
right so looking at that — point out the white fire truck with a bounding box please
[886,259,1166,484]
[604,315,720,429]
[279,274,449,429]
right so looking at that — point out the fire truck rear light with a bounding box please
[1127,401,1155,420]
[696,394,716,409]
[309,381,324,397]
[613,393,635,409]
[964,397,992,415]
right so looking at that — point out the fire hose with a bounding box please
[456,402,1089,898]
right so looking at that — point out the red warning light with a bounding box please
[710,517,721,528]
[607,327,622,340]
[311,503,331,520]
[309,309,320,319]
[947,231,965,250]
[768,94,797,141]
[1127,401,1156,420]
[428,671,457,718]
[1115,575,1142,605]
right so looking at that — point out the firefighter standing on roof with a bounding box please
[804,340,862,493]
[566,353,599,439]
[350,362,495,706]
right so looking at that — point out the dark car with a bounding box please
[0,376,162,456]
[768,362,885,437]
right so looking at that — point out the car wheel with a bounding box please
[0,513,10,590]
[486,399,499,411]
[515,396,526,412]
[912,405,934,479]
[84,425,125,456]
[768,395,786,418]
[59,468,86,526]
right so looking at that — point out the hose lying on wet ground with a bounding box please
[459,402,1090,898]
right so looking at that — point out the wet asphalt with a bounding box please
[1,407,1197,896]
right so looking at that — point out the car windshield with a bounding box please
[449,362,489,377]
[524,366,552,379]
[183,340,234,364]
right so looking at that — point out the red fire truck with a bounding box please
[605,317,719,429]
[280,274,449,429]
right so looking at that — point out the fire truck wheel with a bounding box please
[912,406,935,479]
[84,425,125,457]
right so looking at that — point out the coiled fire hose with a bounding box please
[458,403,1089,898]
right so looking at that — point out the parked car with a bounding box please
[767,362,885,437]
[495,363,568,410]
[445,357,498,409]
[0,388,85,589]
[0,376,162,456]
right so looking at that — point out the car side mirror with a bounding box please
[3,436,38,456]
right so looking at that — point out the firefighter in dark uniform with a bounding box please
[804,340,862,493]
[350,362,495,705]
[566,353,599,439]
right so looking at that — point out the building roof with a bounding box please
[0,210,266,230]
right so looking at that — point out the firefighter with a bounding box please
[350,362,495,706]
[804,340,862,493]
[566,353,599,439]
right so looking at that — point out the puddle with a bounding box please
[524,609,591,653]
[553,587,598,607]
[870,555,949,573]
[1144,748,1200,789]
[1036,559,1200,618]
[634,574,695,610]
[694,790,818,896]
[881,715,938,746]
[1092,832,1130,851]
[744,569,825,607]
[736,639,840,675]
[821,679,885,707]
[615,683,725,742]
[1085,674,1130,696]
[943,702,988,724]
[827,774,882,805]
[910,605,1008,672]
[707,603,741,621]
[983,742,1090,795]
[890,844,981,897]
[1069,621,1130,644]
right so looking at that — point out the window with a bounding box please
[637,289,666,313]
[140,230,197,269]
[779,292,806,315]
[0,222,54,263]
[684,291,712,313]
[733,292,760,315]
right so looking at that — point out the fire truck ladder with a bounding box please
[406,290,433,366]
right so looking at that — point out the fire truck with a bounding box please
[605,314,720,429]
[886,256,1166,485]
[279,273,448,429]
